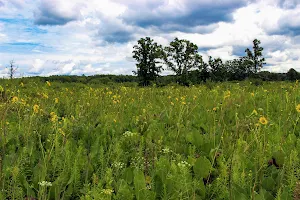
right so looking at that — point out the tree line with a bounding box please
[132,37,268,86]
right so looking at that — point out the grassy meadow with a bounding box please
[0,79,300,199]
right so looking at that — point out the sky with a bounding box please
[0,0,300,77]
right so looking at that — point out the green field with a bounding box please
[0,80,300,199]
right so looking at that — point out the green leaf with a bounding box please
[261,189,274,200]
[123,167,134,184]
[232,192,248,200]
[193,156,211,179]
[134,169,146,200]
[273,150,285,167]
[277,187,292,200]
[262,177,276,191]
[192,131,204,148]
[116,180,134,200]
[154,175,163,199]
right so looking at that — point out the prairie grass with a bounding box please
[0,79,299,199]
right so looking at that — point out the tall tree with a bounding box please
[132,37,163,86]
[245,39,265,74]
[208,56,227,81]
[164,38,202,85]
[198,57,210,82]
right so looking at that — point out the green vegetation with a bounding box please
[1,78,300,199]
[131,37,300,86]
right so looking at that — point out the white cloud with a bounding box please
[29,59,45,73]
[206,46,237,60]
[1,0,300,76]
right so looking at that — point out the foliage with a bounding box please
[133,37,164,86]
[244,39,266,74]
[164,38,202,85]
[0,78,300,199]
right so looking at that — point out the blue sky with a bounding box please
[0,0,300,77]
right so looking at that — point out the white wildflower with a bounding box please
[38,181,52,187]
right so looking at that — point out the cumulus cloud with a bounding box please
[116,0,249,29]
[1,0,300,75]
[34,0,83,25]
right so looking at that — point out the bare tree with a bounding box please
[8,60,18,79]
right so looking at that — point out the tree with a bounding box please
[225,57,252,81]
[164,38,202,85]
[245,39,266,74]
[198,57,210,82]
[8,60,18,80]
[286,68,299,81]
[208,56,227,81]
[132,37,163,86]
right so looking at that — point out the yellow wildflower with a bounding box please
[224,90,231,99]
[296,104,300,113]
[251,109,258,115]
[46,81,51,86]
[33,104,39,113]
[54,98,59,104]
[12,96,18,103]
[43,93,48,99]
[213,107,217,111]
[251,92,255,97]
[58,128,65,136]
[171,102,174,106]
[259,116,268,125]
[50,112,58,122]
[181,101,186,105]
[145,176,151,184]
[20,82,24,87]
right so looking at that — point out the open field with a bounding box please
[0,80,300,199]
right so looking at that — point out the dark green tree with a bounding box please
[208,56,227,81]
[286,68,299,81]
[132,37,163,86]
[198,57,210,82]
[245,39,266,73]
[225,57,252,81]
[164,38,202,85]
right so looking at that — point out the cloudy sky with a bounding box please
[0,0,299,77]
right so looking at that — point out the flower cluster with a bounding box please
[38,181,52,187]
[101,189,114,195]
[123,131,138,137]
[177,161,191,168]
[112,162,125,169]
[162,147,172,154]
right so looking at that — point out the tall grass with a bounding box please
[0,79,299,199]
